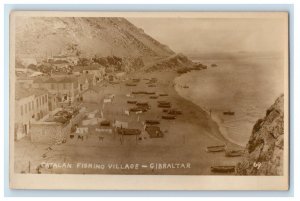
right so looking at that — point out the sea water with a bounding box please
[174,56,284,147]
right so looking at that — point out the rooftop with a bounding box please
[33,75,78,84]
[15,85,47,100]
[73,63,105,72]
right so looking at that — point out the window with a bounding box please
[42,96,44,104]
[32,101,34,110]
[25,104,27,113]
[28,102,31,111]
[45,95,48,103]
[20,105,23,115]
[36,99,38,108]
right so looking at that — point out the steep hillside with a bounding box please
[15,17,174,63]
[236,95,284,175]
[143,53,195,72]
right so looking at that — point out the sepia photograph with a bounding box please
[9,11,289,190]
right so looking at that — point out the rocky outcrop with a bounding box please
[236,94,284,175]
[144,53,194,72]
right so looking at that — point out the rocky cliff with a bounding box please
[143,53,194,72]
[236,94,284,175]
[15,17,174,63]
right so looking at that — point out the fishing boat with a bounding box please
[117,128,141,135]
[100,120,110,127]
[145,120,160,125]
[168,109,182,115]
[206,145,226,152]
[158,104,171,108]
[127,100,137,104]
[225,150,244,157]
[162,115,176,120]
[149,96,158,99]
[132,78,140,82]
[183,85,189,88]
[136,102,150,107]
[159,93,168,96]
[126,83,137,86]
[130,107,147,112]
[223,111,235,115]
[211,63,218,67]
[210,166,235,173]
[145,126,163,138]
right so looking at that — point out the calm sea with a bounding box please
[174,56,284,146]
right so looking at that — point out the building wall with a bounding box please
[33,82,79,103]
[15,95,35,140]
[15,92,49,141]
[82,90,102,103]
[34,93,49,120]
[30,112,86,144]
[30,122,71,144]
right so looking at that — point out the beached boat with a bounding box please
[100,120,110,127]
[132,78,140,83]
[145,120,160,125]
[130,107,147,112]
[149,96,158,99]
[132,91,155,95]
[148,84,156,87]
[225,150,244,157]
[159,93,168,96]
[117,128,141,135]
[158,104,171,108]
[126,83,137,86]
[136,102,150,107]
[183,85,189,88]
[206,145,226,152]
[162,115,176,120]
[168,109,182,115]
[211,64,218,67]
[145,126,163,138]
[158,100,170,104]
[210,166,235,173]
[127,100,137,104]
[223,111,235,115]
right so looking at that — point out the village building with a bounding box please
[72,63,105,82]
[82,86,103,103]
[14,86,49,140]
[30,107,86,144]
[78,74,97,94]
[16,77,34,88]
[33,76,79,105]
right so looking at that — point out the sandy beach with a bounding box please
[174,57,284,147]
[14,70,242,175]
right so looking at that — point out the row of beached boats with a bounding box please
[206,144,244,174]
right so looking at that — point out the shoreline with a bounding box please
[173,71,245,148]
[134,70,240,147]
[15,70,243,175]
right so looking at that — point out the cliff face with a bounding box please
[236,95,284,175]
[15,17,174,63]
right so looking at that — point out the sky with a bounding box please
[128,17,287,56]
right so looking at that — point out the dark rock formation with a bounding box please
[236,94,284,175]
